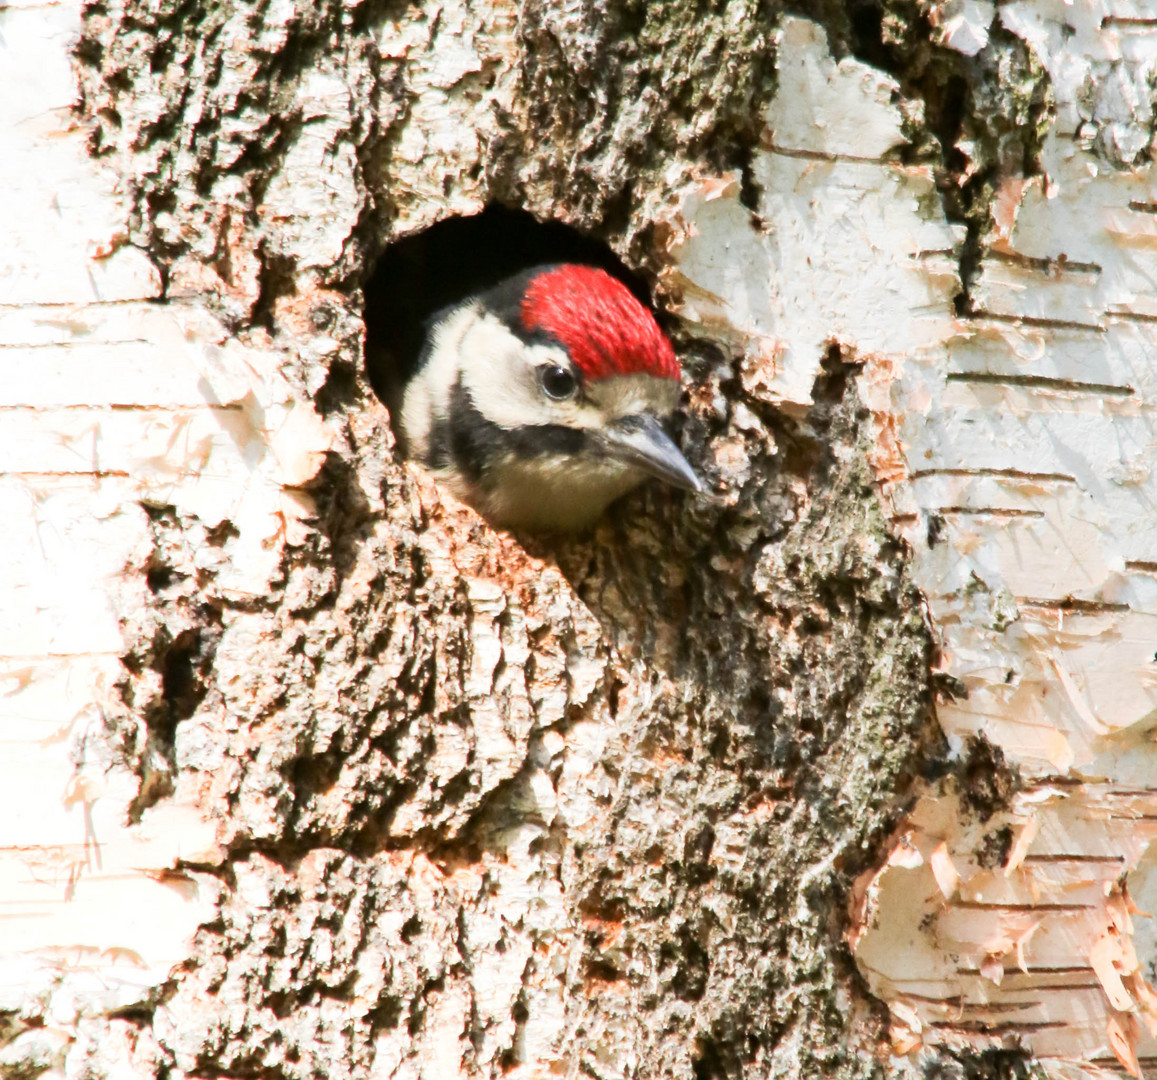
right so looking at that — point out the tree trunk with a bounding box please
[2,1,1154,1078]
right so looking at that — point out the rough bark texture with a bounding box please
[2,0,1154,1079]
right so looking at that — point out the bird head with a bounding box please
[399,263,704,531]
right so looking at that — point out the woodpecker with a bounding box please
[397,263,704,531]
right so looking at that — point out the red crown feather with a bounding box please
[520,265,680,383]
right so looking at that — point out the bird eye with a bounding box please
[539,365,577,401]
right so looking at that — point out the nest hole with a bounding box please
[362,204,654,438]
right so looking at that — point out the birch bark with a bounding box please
[1,2,1153,1079]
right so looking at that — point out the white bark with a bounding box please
[665,5,1157,1073]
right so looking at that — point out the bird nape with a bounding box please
[396,263,705,532]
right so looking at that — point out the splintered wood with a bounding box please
[662,8,1157,1077]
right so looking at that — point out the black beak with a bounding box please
[599,414,706,494]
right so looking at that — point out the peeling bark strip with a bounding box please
[1,1,1153,1080]
[844,2,1157,1074]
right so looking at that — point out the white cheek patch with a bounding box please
[399,302,480,457]
[459,317,571,431]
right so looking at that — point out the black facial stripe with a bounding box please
[446,378,590,485]
[445,379,500,484]
[506,423,587,459]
